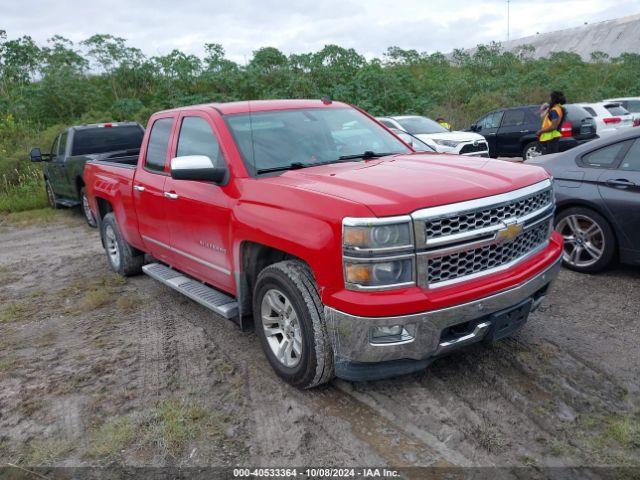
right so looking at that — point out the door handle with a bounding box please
[606,178,636,188]
[164,192,179,199]
[519,129,528,133]
[133,185,145,192]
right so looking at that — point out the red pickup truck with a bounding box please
[85,99,563,388]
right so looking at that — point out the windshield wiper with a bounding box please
[256,162,307,174]
[338,151,396,161]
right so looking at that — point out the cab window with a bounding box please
[501,109,526,127]
[176,117,224,168]
[145,118,174,172]
[57,132,68,160]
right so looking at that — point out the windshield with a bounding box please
[225,107,411,174]
[72,126,144,156]
[396,116,448,135]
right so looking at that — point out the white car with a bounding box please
[602,97,640,125]
[575,102,634,137]
[377,116,489,157]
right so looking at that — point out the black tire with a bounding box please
[100,213,144,276]
[80,187,97,228]
[45,179,59,209]
[253,260,334,389]
[523,142,542,161]
[554,207,616,273]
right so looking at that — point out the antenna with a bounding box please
[507,0,510,42]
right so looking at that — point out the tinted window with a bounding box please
[58,132,68,158]
[583,107,597,117]
[145,118,174,172]
[620,139,640,171]
[396,117,448,135]
[177,117,223,167]
[566,105,591,121]
[623,100,640,113]
[605,105,629,116]
[501,109,525,127]
[582,142,628,168]
[51,135,60,158]
[226,107,410,174]
[72,126,144,156]
[477,111,503,129]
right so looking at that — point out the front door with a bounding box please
[163,112,235,292]
[597,138,640,258]
[133,116,176,263]
[475,111,503,157]
[496,108,532,156]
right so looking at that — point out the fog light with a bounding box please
[370,325,414,344]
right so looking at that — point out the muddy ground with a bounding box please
[0,208,638,472]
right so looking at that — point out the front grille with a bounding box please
[425,189,552,240]
[425,221,550,285]
[459,142,488,154]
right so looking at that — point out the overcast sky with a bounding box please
[2,0,639,63]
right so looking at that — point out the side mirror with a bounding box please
[30,147,43,162]
[170,155,227,184]
[470,124,479,132]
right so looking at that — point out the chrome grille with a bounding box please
[424,189,552,240]
[424,221,550,285]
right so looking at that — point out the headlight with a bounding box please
[344,257,414,290]
[433,139,461,148]
[343,216,415,290]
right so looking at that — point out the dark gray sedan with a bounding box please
[527,128,640,273]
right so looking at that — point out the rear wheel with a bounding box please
[45,179,59,209]
[100,213,144,276]
[523,142,542,161]
[554,207,615,273]
[81,187,97,228]
[253,260,334,389]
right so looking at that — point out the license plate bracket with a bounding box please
[485,298,533,342]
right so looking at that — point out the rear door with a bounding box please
[133,115,177,263]
[597,138,640,256]
[496,108,532,156]
[475,111,503,156]
[163,111,234,292]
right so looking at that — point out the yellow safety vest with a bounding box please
[539,105,563,142]
[438,121,451,131]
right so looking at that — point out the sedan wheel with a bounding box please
[261,288,303,368]
[556,214,604,268]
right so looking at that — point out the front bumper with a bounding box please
[325,255,561,380]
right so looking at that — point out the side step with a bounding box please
[142,263,238,319]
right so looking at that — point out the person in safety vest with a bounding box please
[436,117,451,131]
[536,91,566,155]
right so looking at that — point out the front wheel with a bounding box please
[253,260,334,389]
[81,187,97,228]
[523,142,542,161]
[100,213,144,276]
[554,207,615,273]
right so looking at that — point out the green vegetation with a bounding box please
[2,30,640,212]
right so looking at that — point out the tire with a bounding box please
[45,179,59,209]
[554,207,616,273]
[100,213,144,276]
[80,187,97,228]
[253,260,334,389]
[523,142,542,161]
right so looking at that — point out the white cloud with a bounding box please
[2,0,639,62]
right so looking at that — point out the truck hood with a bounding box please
[269,154,549,217]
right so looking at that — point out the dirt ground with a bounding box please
[0,208,638,472]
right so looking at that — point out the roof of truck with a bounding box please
[157,99,350,116]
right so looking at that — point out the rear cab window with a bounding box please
[145,118,174,172]
[72,125,144,156]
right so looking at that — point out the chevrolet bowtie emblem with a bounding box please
[496,221,523,243]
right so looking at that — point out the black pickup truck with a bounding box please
[29,122,144,226]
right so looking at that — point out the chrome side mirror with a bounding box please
[170,155,227,184]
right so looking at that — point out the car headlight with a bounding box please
[342,216,415,290]
[433,139,461,148]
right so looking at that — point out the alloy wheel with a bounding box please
[104,225,121,269]
[525,145,542,160]
[261,288,302,368]
[556,214,605,268]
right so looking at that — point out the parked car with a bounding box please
[469,104,598,160]
[575,102,634,137]
[29,122,145,227]
[85,99,562,388]
[602,97,640,125]
[527,128,640,273]
[377,116,489,157]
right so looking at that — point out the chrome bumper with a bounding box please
[325,257,561,365]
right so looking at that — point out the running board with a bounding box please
[142,263,238,319]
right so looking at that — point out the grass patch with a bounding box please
[0,168,48,214]
[80,289,112,311]
[26,437,74,465]
[0,354,19,373]
[87,416,137,458]
[0,299,37,324]
[116,294,141,312]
